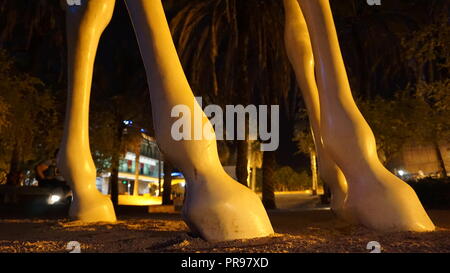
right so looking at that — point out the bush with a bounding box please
[273,166,311,191]
[407,178,450,209]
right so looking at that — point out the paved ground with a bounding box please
[275,192,324,210]
[0,193,449,253]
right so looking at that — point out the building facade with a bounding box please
[96,134,185,204]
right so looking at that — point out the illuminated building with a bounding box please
[96,134,186,205]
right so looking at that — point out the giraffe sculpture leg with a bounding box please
[285,0,434,231]
[283,0,350,221]
[124,0,273,241]
[58,0,116,222]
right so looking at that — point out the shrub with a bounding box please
[273,166,311,191]
[407,177,450,209]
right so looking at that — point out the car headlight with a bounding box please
[48,194,61,205]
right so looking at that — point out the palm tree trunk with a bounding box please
[262,150,276,209]
[310,148,318,195]
[162,159,173,205]
[236,139,249,186]
[133,144,141,196]
[433,141,448,178]
[110,153,119,206]
[110,124,124,206]
[6,142,21,186]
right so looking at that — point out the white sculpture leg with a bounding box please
[283,0,349,220]
[58,0,116,222]
[294,0,434,231]
[124,0,274,241]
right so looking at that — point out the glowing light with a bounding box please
[124,152,157,166]
[398,170,406,176]
[48,195,61,205]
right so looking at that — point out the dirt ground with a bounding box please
[1,208,450,253]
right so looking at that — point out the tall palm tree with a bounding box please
[330,0,449,99]
[0,0,66,83]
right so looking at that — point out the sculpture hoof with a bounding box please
[345,174,435,232]
[182,174,274,242]
[69,192,117,222]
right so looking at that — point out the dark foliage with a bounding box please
[408,178,450,209]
